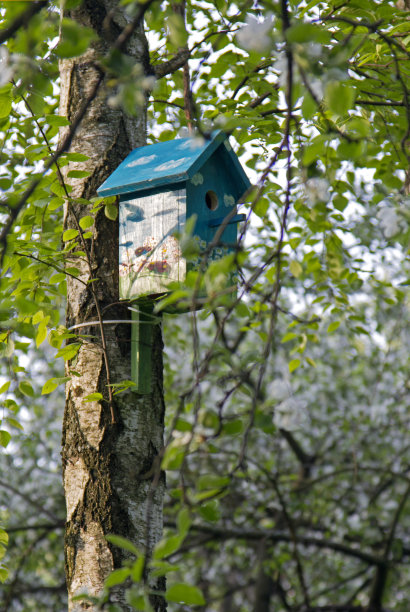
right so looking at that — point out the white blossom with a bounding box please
[268,379,290,401]
[236,14,274,53]
[376,206,404,238]
[141,75,156,91]
[178,127,190,139]
[306,178,330,204]
[273,54,288,89]
[0,46,13,86]
[274,397,307,431]
[307,43,322,59]
[310,77,324,100]
[177,137,205,150]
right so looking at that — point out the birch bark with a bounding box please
[58,2,165,610]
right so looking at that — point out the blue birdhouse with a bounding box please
[97,131,250,302]
[97,131,250,393]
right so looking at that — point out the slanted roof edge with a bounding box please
[184,130,227,178]
[223,144,252,194]
[97,172,189,197]
[96,131,252,198]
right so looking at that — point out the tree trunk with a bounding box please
[59,3,165,610]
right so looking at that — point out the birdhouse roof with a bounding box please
[97,131,250,198]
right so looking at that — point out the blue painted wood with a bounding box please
[208,213,246,228]
[97,130,251,302]
[185,141,249,250]
[97,131,250,198]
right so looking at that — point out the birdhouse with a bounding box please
[97,130,251,302]
[97,131,250,393]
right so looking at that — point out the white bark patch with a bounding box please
[64,457,89,521]
[69,522,114,612]
[68,343,105,449]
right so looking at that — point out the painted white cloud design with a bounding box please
[224,194,235,207]
[191,172,203,186]
[155,157,189,172]
[127,154,157,168]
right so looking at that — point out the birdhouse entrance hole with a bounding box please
[205,190,219,210]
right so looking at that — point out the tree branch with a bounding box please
[164,521,390,567]
[153,48,190,79]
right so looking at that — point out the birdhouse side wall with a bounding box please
[186,149,241,269]
[119,188,186,300]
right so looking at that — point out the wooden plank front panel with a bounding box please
[119,189,186,299]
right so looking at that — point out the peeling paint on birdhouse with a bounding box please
[97,130,251,301]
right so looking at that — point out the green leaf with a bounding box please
[281,332,298,343]
[104,203,118,220]
[0,430,11,448]
[83,392,103,402]
[49,273,66,284]
[0,95,11,119]
[79,215,94,229]
[105,534,140,555]
[0,531,8,547]
[301,92,317,119]
[327,320,341,333]
[41,376,70,395]
[166,583,206,606]
[289,358,301,373]
[302,135,328,166]
[65,152,89,162]
[222,419,243,435]
[18,381,34,397]
[167,13,188,48]
[36,322,48,348]
[46,115,70,127]
[5,417,23,431]
[56,343,81,361]
[325,82,355,116]
[0,566,8,583]
[130,556,145,582]
[49,196,65,211]
[197,475,229,491]
[253,198,269,218]
[41,379,59,395]
[177,508,191,537]
[56,19,97,58]
[333,195,348,211]
[104,568,131,588]
[105,533,140,557]
[63,229,79,241]
[154,535,183,560]
[199,500,220,522]
[0,381,10,395]
[287,22,330,44]
[161,445,185,470]
[289,260,303,278]
[67,170,91,179]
